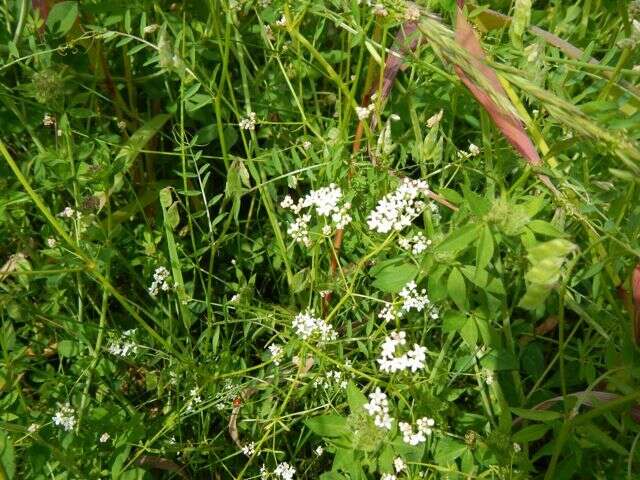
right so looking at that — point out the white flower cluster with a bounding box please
[58,207,81,219]
[107,329,138,357]
[292,311,337,342]
[313,370,348,390]
[281,184,352,246]
[267,343,283,365]
[377,331,427,373]
[398,232,431,255]
[239,111,257,130]
[148,266,171,296]
[399,281,430,312]
[46,237,57,248]
[378,280,438,322]
[457,143,480,159]
[52,403,77,431]
[394,457,406,473]
[363,388,394,430]
[398,417,435,446]
[185,387,202,413]
[355,103,375,120]
[367,178,431,234]
[242,441,256,457]
[43,113,55,126]
[405,3,421,21]
[273,462,296,480]
[99,432,110,443]
[381,475,397,480]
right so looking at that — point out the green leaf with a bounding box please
[305,415,350,438]
[166,202,180,230]
[46,1,78,37]
[475,224,494,272]
[346,382,367,413]
[434,437,467,464]
[447,267,467,310]
[372,263,418,293]
[434,223,480,255]
[512,424,550,443]
[526,220,565,238]
[460,316,477,347]
[442,311,466,332]
[58,339,79,358]
[510,407,563,421]
[0,431,15,480]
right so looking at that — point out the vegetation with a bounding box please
[1,0,640,478]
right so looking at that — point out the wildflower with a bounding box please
[186,387,202,413]
[230,293,240,304]
[367,178,431,234]
[242,442,256,456]
[377,331,427,373]
[372,3,389,16]
[117,120,127,130]
[107,329,138,357]
[381,475,397,480]
[275,15,287,27]
[302,140,312,150]
[482,369,495,386]
[264,24,275,41]
[58,207,78,218]
[404,3,421,21]
[99,432,110,443]
[315,446,324,456]
[239,112,257,130]
[46,238,57,248]
[363,388,394,430]
[399,281,430,312]
[313,370,348,390]
[398,417,434,446]
[52,403,76,431]
[468,143,480,156]
[273,462,296,480]
[394,457,406,473]
[426,110,443,128]
[378,303,400,323]
[267,343,283,365]
[43,113,55,126]
[356,103,375,120]
[148,266,171,296]
[27,423,38,433]
[292,310,337,342]
[143,24,159,35]
[398,232,431,255]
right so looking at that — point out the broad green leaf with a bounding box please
[46,1,78,37]
[512,424,550,443]
[460,317,477,347]
[434,223,480,255]
[510,407,563,421]
[346,382,367,413]
[434,437,467,464]
[0,431,15,480]
[372,263,418,293]
[475,224,494,272]
[58,340,79,358]
[305,415,350,438]
[526,220,565,238]
[447,267,467,310]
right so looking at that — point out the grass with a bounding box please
[1,0,640,479]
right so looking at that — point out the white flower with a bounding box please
[513,442,521,453]
[43,113,55,126]
[394,456,406,473]
[273,461,296,480]
[99,432,110,443]
[313,370,348,390]
[242,442,256,456]
[426,110,443,128]
[381,475,397,480]
[398,232,431,255]
[58,207,79,218]
[399,417,434,445]
[268,343,283,365]
[399,281,430,312]
[148,266,171,296]
[239,112,257,130]
[117,120,127,130]
[363,388,394,430]
[404,3,421,21]
[230,293,240,304]
[322,224,332,236]
[302,140,312,150]
[52,403,76,432]
[46,238,57,248]
[275,15,287,27]
[367,178,431,234]
[377,331,427,373]
[186,387,203,413]
[264,24,275,41]
[143,24,159,35]
[107,329,138,357]
[280,195,295,209]
[292,311,337,342]
[27,423,38,433]
[315,446,324,456]
[482,369,495,386]
[378,303,399,323]
[372,3,388,16]
[468,143,480,156]
[356,103,375,120]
